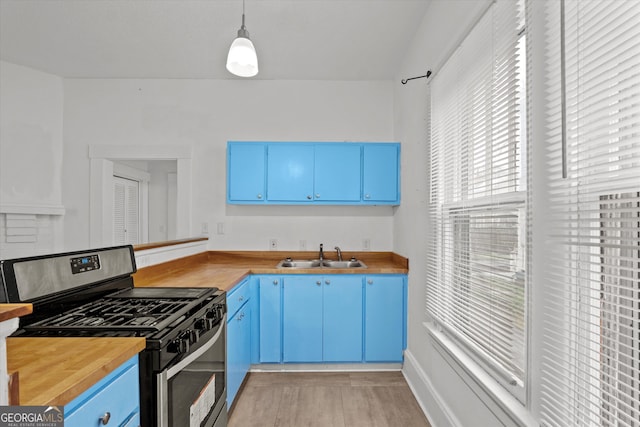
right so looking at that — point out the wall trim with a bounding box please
[402,349,461,427]
[0,204,65,216]
[424,322,539,427]
[89,145,191,160]
[250,363,402,372]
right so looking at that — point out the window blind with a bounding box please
[426,0,527,397]
[540,1,640,426]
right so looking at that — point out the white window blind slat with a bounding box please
[426,0,527,400]
[540,0,640,425]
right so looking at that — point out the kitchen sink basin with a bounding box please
[321,260,366,268]
[276,259,322,268]
[275,258,366,269]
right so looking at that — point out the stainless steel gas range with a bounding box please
[0,245,227,427]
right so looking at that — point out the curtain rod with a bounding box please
[401,70,432,85]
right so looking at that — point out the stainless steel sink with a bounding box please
[321,260,367,268]
[275,258,366,269]
[276,259,322,268]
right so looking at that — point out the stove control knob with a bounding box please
[168,337,189,354]
[188,329,200,344]
[206,308,221,323]
[195,317,214,331]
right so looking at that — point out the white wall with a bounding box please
[0,61,64,207]
[392,1,529,426]
[0,61,65,258]
[62,79,395,252]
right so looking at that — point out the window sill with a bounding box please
[423,321,538,427]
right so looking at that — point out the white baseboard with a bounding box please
[402,349,461,427]
[250,363,402,372]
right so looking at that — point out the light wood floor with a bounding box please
[228,371,432,427]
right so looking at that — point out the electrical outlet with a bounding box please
[299,240,307,250]
[201,222,209,234]
[216,222,225,235]
[269,239,278,250]
[363,238,371,251]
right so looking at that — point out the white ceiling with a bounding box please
[0,0,432,81]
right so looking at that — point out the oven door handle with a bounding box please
[166,313,226,380]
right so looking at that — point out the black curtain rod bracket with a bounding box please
[401,70,432,85]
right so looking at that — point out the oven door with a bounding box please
[157,315,227,427]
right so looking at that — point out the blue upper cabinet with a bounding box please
[314,144,361,202]
[267,144,315,202]
[363,144,400,203]
[227,142,266,202]
[227,142,400,205]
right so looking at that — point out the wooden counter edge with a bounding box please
[133,237,208,251]
[0,304,33,322]
[133,251,408,287]
[7,337,146,406]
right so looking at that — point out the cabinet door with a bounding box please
[363,144,400,203]
[314,144,361,202]
[65,356,140,427]
[226,309,241,406]
[365,276,404,362]
[227,305,251,407]
[323,275,363,362]
[228,143,266,202]
[267,144,314,201]
[250,276,260,364]
[283,276,323,362]
[259,276,282,363]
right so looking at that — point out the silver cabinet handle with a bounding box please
[257,194,263,199]
[365,194,371,199]
[100,412,111,425]
[367,279,373,285]
[239,295,244,302]
[325,280,331,285]
[273,279,279,285]
[307,195,312,200]
[316,280,322,286]
[315,193,320,198]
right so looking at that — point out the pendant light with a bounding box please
[226,0,259,77]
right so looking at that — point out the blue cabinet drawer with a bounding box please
[65,356,140,427]
[228,278,250,317]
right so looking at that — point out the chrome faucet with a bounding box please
[319,243,324,261]
[335,246,343,261]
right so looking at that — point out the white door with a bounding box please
[113,176,140,245]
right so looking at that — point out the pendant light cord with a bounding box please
[242,0,246,29]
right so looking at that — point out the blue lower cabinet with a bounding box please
[64,356,140,427]
[227,278,253,407]
[259,276,282,362]
[227,304,251,407]
[282,275,363,363]
[283,276,323,362]
[255,273,406,365]
[323,276,363,362]
[365,275,405,362]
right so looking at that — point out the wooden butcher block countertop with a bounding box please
[7,337,146,406]
[133,251,409,290]
[0,304,33,322]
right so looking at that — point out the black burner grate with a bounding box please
[24,297,195,331]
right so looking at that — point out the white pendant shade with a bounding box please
[226,36,258,77]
